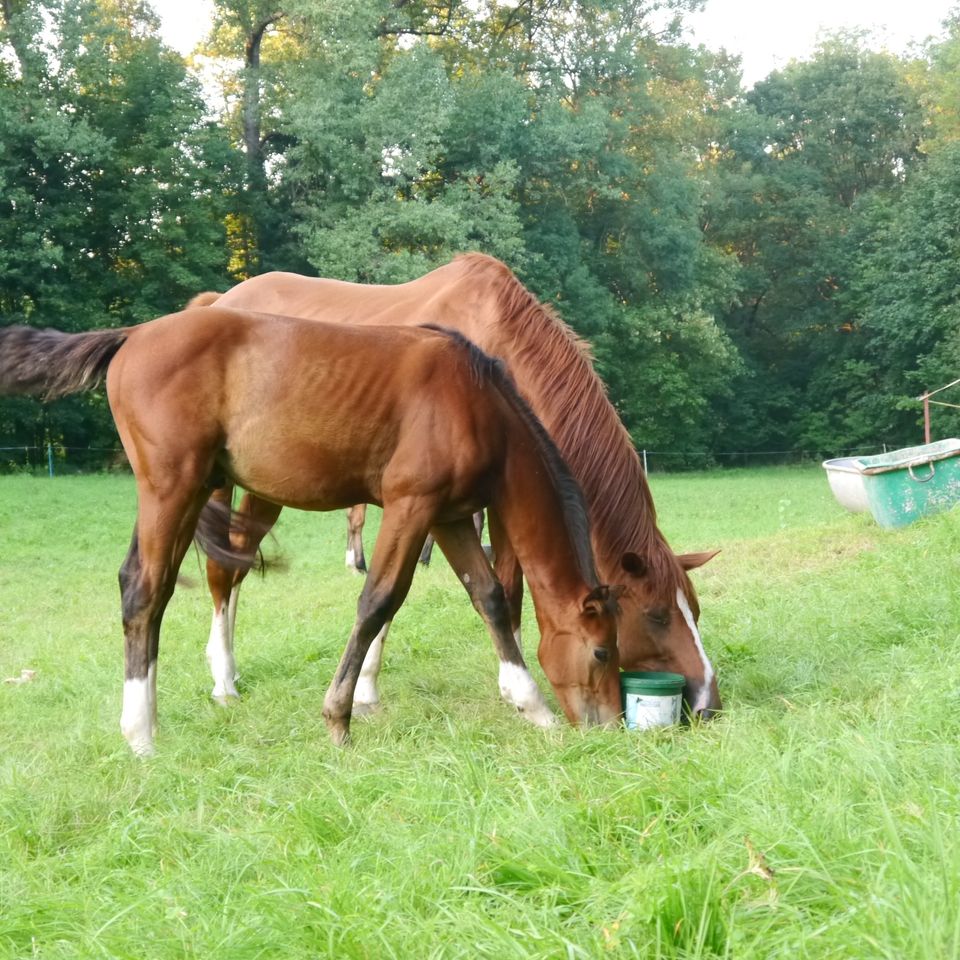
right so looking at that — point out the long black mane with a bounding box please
[421,323,599,589]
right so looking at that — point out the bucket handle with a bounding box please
[908,460,936,483]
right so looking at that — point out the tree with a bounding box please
[0,0,240,458]
[703,37,926,454]
[274,0,743,450]
[844,143,960,443]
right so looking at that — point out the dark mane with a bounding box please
[451,253,689,600]
[421,323,599,589]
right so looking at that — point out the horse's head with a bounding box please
[617,550,721,720]
[536,585,623,727]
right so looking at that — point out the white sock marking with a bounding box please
[354,621,390,708]
[498,661,556,727]
[227,584,240,676]
[121,663,156,756]
[676,588,715,711]
[345,548,356,569]
[206,603,239,702]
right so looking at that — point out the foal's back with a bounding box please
[108,307,506,513]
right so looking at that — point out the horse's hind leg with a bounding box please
[120,484,211,755]
[345,504,367,573]
[324,500,429,745]
[205,484,239,703]
[431,518,555,727]
[205,489,282,704]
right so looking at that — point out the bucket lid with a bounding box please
[620,671,685,695]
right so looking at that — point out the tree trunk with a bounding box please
[241,13,283,272]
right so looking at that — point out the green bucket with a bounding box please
[621,671,684,730]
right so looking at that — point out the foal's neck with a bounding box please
[493,433,593,621]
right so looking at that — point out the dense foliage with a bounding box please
[3,0,960,465]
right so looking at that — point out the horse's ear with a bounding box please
[621,552,647,578]
[678,549,720,571]
[581,584,624,616]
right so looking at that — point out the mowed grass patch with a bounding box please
[1,469,959,958]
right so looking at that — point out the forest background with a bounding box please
[4,0,960,468]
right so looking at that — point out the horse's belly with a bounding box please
[221,439,380,512]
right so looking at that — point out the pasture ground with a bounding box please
[1,468,959,959]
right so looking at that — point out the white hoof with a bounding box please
[121,673,157,756]
[352,676,381,715]
[498,662,556,728]
[518,702,558,728]
[128,737,156,758]
[352,699,382,717]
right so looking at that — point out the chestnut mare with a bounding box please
[196,254,721,717]
[0,311,623,755]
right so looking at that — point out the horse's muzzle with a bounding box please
[684,676,722,722]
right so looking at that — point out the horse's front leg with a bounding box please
[489,510,525,651]
[324,500,428,745]
[353,512,487,711]
[205,490,282,705]
[431,517,555,728]
[353,620,391,714]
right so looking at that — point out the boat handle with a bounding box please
[908,461,936,483]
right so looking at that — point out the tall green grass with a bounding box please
[1,468,959,958]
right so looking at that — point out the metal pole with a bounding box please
[924,395,931,444]
[47,442,54,478]
[642,449,648,474]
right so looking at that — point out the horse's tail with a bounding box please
[185,291,222,308]
[0,325,130,400]
[194,496,282,575]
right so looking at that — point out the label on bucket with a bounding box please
[624,692,682,731]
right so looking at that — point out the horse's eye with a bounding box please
[647,609,669,628]
[593,647,611,663]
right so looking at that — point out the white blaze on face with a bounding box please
[675,587,714,712]
[120,662,157,756]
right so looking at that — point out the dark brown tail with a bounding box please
[0,325,130,399]
[194,498,282,574]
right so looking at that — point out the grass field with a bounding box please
[1,467,959,958]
